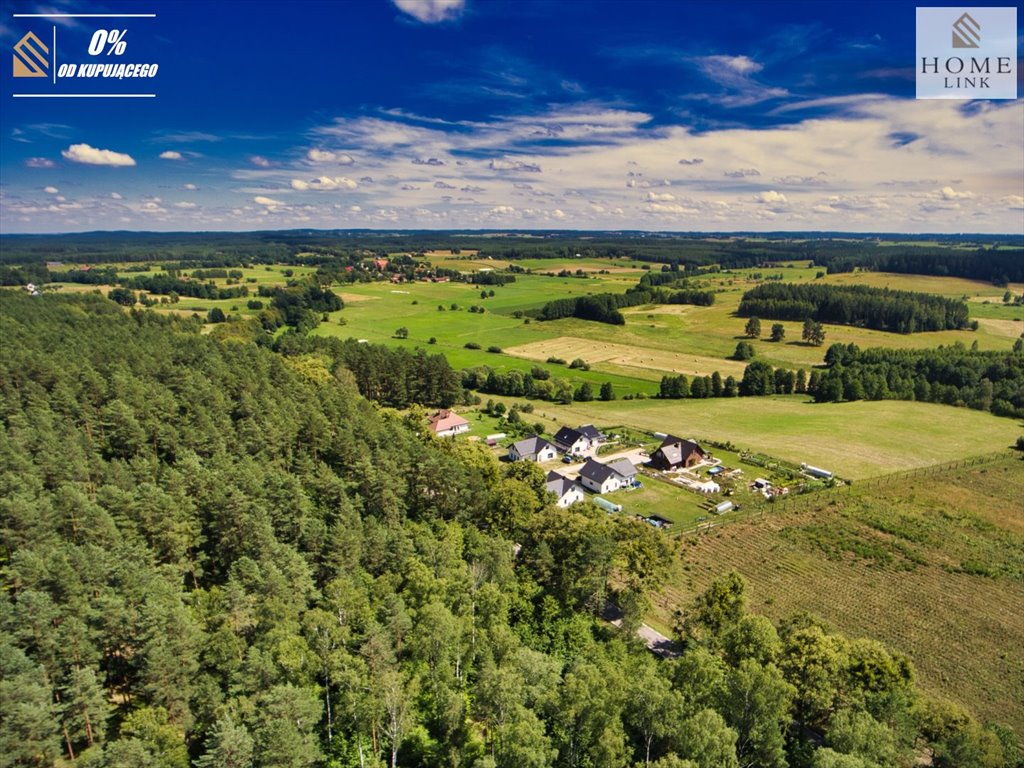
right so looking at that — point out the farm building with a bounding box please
[509,436,558,463]
[594,497,622,513]
[546,471,586,507]
[427,410,470,437]
[649,436,708,471]
[578,457,638,494]
[801,463,834,479]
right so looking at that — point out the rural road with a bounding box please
[601,602,680,659]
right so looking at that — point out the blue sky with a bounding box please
[1,0,1021,233]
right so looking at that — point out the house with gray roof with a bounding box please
[509,435,558,463]
[545,470,585,507]
[578,457,638,494]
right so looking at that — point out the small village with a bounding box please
[425,408,839,533]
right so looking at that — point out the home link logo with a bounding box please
[12,31,49,78]
[916,7,1017,99]
[951,12,980,48]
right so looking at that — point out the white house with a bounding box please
[578,457,638,494]
[428,410,470,437]
[509,435,558,462]
[553,424,608,455]
[545,471,585,507]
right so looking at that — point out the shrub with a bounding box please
[464,342,481,350]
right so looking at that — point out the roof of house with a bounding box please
[511,435,555,457]
[578,457,637,484]
[553,426,585,446]
[545,470,580,498]
[654,436,706,465]
[428,410,469,433]
[577,424,605,440]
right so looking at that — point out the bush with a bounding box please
[733,341,755,361]
[464,342,481,350]
[569,358,590,370]
[487,346,502,354]
[546,356,566,365]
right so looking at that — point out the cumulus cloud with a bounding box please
[175,201,197,209]
[461,185,485,193]
[413,157,445,166]
[940,186,974,200]
[392,0,464,24]
[489,158,542,173]
[644,191,676,202]
[110,192,123,200]
[434,181,456,189]
[182,183,198,191]
[291,176,358,191]
[159,150,184,160]
[43,186,59,194]
[1002,195,1024,209]
[400,184,421,190]
[755,190,788,204]
[678,157,704,165]
[61,143,136,166]
[254,195,285,206]
[489,205,515,215]
[249,155,273,167]
[25,157,55,168]
[307,149,354,164]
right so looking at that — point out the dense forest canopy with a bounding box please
[3,293,1021,768]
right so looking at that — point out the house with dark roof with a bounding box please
[545,470,585,507]
[509,436,558,463]
[577,424,607,443]
[427,410,470,438]
[553,426,591,455]
[649,436,707,471]
[578,457,638,494]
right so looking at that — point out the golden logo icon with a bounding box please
[13,31,49,77]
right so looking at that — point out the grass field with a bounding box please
[654,455,1024,731]
[488,395,1023,480]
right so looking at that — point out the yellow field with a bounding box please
[504,335,750,378]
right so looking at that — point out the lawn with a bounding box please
[487,395,1023,480]
[656,455,1024,732]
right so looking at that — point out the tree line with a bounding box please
[738,283,971,333]
[812,343,1024,417]
[812,249,1024,285]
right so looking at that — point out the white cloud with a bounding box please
[159,150,184,160]
[489,205,515,215]
[249,155,273,167]
[349,205,362,212]
[307,149,354,164]
[392,0,464,24]
[182,183,198,191]
[25,157,55,168]
[1002,195,1024,210]
[254,195,285,206]
[61,143,136,167]
[110,192,123,200]
[175,201,198,209]
[290,176,358,191]
[755,191,788,204]
[43,186,59,194]
[644,191,676,202]
[940,186,974,200]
